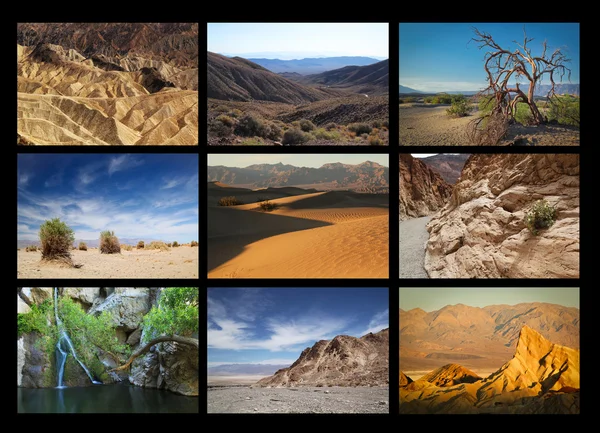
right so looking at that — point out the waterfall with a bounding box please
[54,288,102,388]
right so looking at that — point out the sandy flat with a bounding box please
[400,103,579,146]
[208,187,389,278]
[17,246,198,278]
[207,375,267,386]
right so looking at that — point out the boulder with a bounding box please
[88,288,153,332]
[126,328,142,346]
[17,294,31,314]
[20,333,52,388]
[63,288,101,308]
[20,288,53,305]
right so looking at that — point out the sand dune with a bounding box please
[208,184,388,278]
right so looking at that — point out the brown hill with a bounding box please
[399,371,413,387]
[300,59,389,95]
[255,329,389,387]
[400,154,452,220]
[419,154,470,184]
[399,302,579,371]
[400,326,580,414]
[424,154,580,278]
[207,161,389,194]
[207,52,338,104]
[420,363,482,387]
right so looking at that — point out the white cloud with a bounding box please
[360,309,389,336]
[18,172,31,186]
[108,155,144,176]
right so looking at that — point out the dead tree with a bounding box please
[471,27,572,125]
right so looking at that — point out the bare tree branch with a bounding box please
[109,336,198,372]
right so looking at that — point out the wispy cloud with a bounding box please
[18,171,31,186]
[108,155,144,176]
[360,309,389,336]
[44,172,63,188]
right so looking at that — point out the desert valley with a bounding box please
[207,23,389,145]
[207,156,389,278]
[400,153,580,278]
[17,23,198,145]
[399,288,580,414]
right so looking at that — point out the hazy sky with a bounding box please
[208,288,389,367]
[399,288,579,312]
[208,154,388,168]
[411,154,437,158]
[400,23,580,92]
[208,23,388,58]
[18,154,198,242]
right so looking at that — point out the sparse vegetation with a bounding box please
[524,200,557,236]
[348,123,372,135]
[25,245,38,252]
[122,244,133,251]
[547,95,580,126]
[299,119,316,132]
[399,96,417,104]
[137,241,144,249]
[172,241,179,247]
[39,218,74,261]
[78,242,87,251]
[446,96,473,118]
[216,114,235,127]
[99,230,121,254]
[190,240,198,247]
[424,93,453,104]
[282,128,310,145]
[258,200,279,212]
[368,136,384,146]
[146,241,170,251]
[218,196,244,206]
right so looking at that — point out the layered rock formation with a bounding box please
[419,154,470,184]
[17,288,198,396]
[400,154,452,220]
[399,371,413,387]
[424,154,579,278]
[400,326,580,414]
[419,364,482,387]
[255,329,389,387]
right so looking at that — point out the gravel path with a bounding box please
[207,386,389,414]
[399,216,431,278]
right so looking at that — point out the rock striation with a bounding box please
[424,154,579,278]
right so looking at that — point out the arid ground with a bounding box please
[400,103,579,146]
[17,246,198,278]
[207,183,389,278]
[208,386,389,414]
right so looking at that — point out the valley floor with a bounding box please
[208,386,389,414]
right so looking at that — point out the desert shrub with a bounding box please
[235,113,267,137]
[368,136,384,146]
[265,122,283,141]
[137,241,144,249]
[122,244,133,251]
[172,241,178,247]
[216,114,235,127]
[259,200,278,212]
[446,98,473,117]
[227,108,243,118]
[425,93,453,104]
[78,242,87,251]
[39,218,74,260]
[399,96,417,104]
[190,240,198,247]
[524,200,557,236]
[298,119,316,132]
[218,196,244,206]
[167,243,172,247]
[210,119,233,137]
[547,96,580,126]
[26,245,38,252]
[514,102,534,125]
[313,128,341,141]
[348,123,372,135]
[478,95,496,115]
[282,128,310,145]
[371,120,383,128]
[382,120,389,128]
[146,241,170,251]
[214,105,229,112]
[99,230,120,254]
[324,122,337,131]
[240,137,264,145]
[466,113,509,145]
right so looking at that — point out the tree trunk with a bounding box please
[109,336,199,372]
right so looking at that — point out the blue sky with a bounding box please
[208,154,388,168]
[208,23,388,59]
[400,23,580,92]
[208,288,389,367]
[400,288,579,312]
[17,154,198,242]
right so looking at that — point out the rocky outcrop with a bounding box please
[400,154,452,220]
[63,288,100,310]
[419,154,470,184]
[254,329,389,388]
[419,364,481,387]
[424,154,579,278]
[400,325,580,414]
[17,294,30,313]
[19,333,51,388]
[20,288,52,305]
[400,371,413,387]
[88,288,155,332]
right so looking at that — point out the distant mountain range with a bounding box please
[399,85,422,94]
[247,56,381,75]
[400,83,579,96]
[419,154,470,184]
[208,161,389,193]
[207,364,289,376]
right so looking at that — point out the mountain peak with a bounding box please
[420,363,482,387]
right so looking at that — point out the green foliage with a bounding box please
[312,128,341,141]
[324,122,338,131]
[424,93,453,104]
[298,119,316,132]
[259,200,279,212]
[227,108,243,118]
[146,241,170,251]
[524,200,557,236]
[142,288,199,342]
[214,105,229,112]
[39,218,74,259]
[190,240,198,247]
[547,95,580,126]
[78,242,87,251]
[172,241,179,247]
[446,98,473,117]
[137,240,144,249]
[265,122,283,141]
[282,128,310,145]
[99,230,120,254]
[399,96,417,104]
[235,113,267,137]
[479,95,496,116]
[348,123,372,135]
[368,136,384,146]
[215,114,235,127]
[17,299,53,336]
[218,196,244,206]
[514,102,534,125]
[240,137,265,145]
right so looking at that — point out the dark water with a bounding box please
[17,384,198,413]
